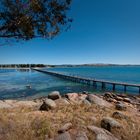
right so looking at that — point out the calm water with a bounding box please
[0,66,140,99]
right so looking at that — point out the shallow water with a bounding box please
[0,66,140,99]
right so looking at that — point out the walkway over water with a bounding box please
[33,68,140,94]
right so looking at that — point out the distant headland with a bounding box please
[0,63,140,68]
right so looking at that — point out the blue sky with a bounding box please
[0,0,140,64]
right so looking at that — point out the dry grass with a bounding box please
[0,103,139,140]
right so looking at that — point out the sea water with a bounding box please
[0,66,140,99]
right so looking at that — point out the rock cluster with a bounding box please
[1,91,139,140]
[43,91,129,140]
[104,92,133,104]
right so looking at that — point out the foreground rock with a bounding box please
[0,100,14,108]
[101,117,122,132]
[112,111,128,120]
[48,91,61,100]
[65,93,88,104]
[58,123,72,133]
[55,98,70,106]
[86,94,113,108]
[87,126,118,140]
[39,99,56,111]
[65,93,82,104]
[65,93,79,101]
[115,102,127,111]
[104,92,117,99]
[115,96,123,101]
[75,131,88,140]
[123,98,131,103]
[82,99,91,106]
[54,132,72,140]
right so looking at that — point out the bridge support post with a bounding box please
[102,82,106,90]
[87,80,90,85]
[93,81,97,89]
[113,84,116,91]
[124,85,127,92]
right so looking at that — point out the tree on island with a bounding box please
[0,0,72,44]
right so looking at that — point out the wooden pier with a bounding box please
[33,69,140,93]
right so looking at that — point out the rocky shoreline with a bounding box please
[0,91,140,140]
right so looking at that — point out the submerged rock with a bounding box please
[101,117,122,132]
[87,125,119,140]
[48,91,61,100]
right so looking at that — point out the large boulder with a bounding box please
[65,93,79,101]
[58,123,72,133]
[117,94,127,98]
[123,98,131,103]
[39,99,56,111]
[86,94,113,108]
[101,117,122,132]
[112,112,128,120]
[87,125,119,140]
[106,98,117,103]
[115,96,123,101]
[48,91,61,100]
[78,94,88,100]
[55,98,70,106]
[104,92,117,99]
[82,99,91,106]
[115,102,127,111]
[65,93,86,104]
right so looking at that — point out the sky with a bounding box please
[0,0,140,65]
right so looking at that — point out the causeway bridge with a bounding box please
[33,68,140,94]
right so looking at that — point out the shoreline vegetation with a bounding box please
[0,91,139,140]
[0,63,140,69]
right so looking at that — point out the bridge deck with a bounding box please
[33,68,140,93]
